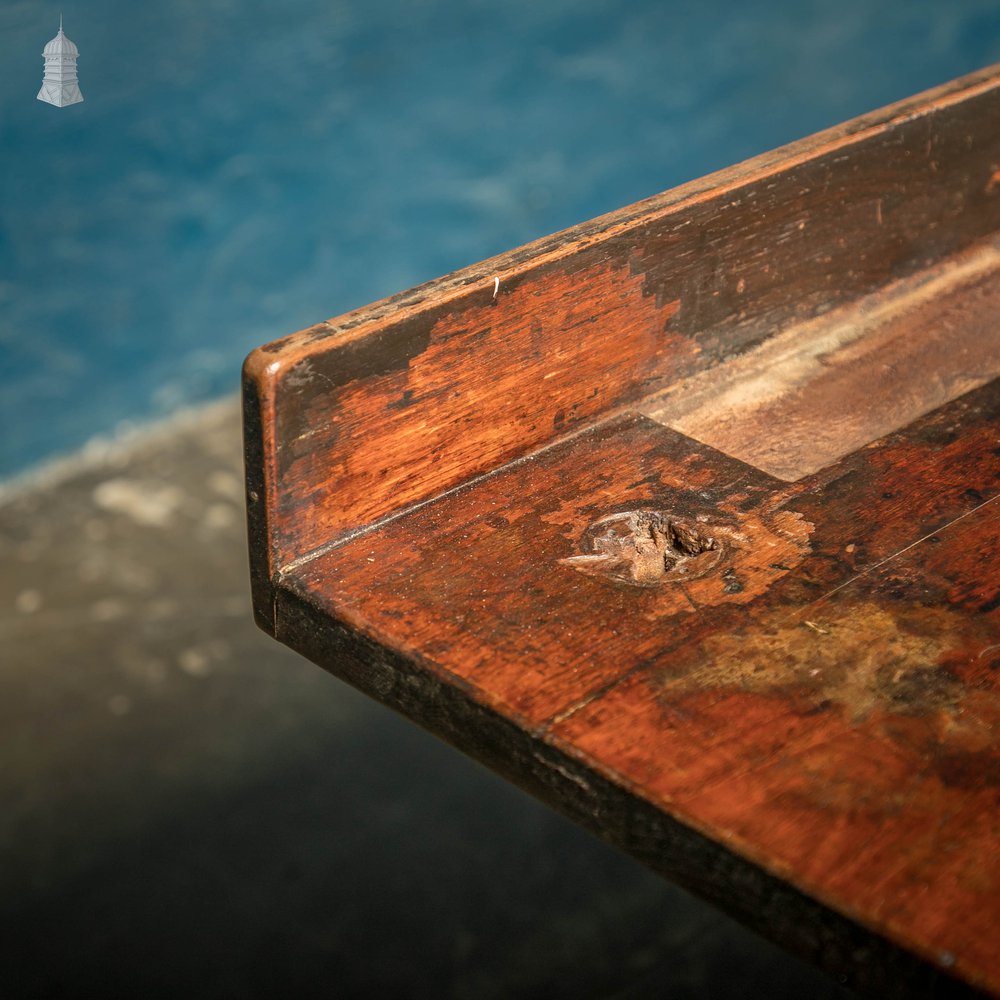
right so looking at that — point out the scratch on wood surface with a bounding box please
[785,493,1000,624]
[534,752,592,794]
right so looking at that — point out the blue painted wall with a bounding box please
[2,0,999,478]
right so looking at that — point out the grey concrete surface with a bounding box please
[0,400,854,998]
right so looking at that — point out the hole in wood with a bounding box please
[560,509,726,587]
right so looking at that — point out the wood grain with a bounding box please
[642,237,1000,479]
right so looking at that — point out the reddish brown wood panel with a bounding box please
[288,411,789,725]
[287,382,1000,727]
[281,380,1000,997]
[554,499,1000,992]
[244,64,1000,629]
[244,62,1000,999]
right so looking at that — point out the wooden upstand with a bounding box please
[244,66,1000,998]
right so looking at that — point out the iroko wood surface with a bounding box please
[244,62,1000,630]
[245,65,1000,998]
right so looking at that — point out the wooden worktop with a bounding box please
[244,64,1000,998]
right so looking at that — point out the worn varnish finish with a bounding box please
[244,65,1000,998]
[641,239,1000,480]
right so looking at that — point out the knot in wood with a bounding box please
[561,509,726,587]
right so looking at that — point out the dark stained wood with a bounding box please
[244,65,1000,998]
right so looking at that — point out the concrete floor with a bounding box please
[0,400,855,998]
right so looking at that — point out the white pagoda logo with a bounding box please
[37,17,84,108]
